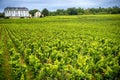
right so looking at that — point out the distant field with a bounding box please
[0,14,120,80]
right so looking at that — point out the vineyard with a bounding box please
[0,14,120,80]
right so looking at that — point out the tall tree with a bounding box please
[67,8,78,15]
[77,7,84,15]
[42,8,49,16]
[0,13,4,18]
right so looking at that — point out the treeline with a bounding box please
[29,6,120,17]
[48,6,120,16]
[0,6,120,18]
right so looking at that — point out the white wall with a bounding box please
[4,10,29,17]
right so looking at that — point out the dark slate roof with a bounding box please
[4,7,29,11]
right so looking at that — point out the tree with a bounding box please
[49,11,57,16]
[42,8,49,16]
[67,8,78,15]
[111,6,120,14]
[56,9,65,15]
[89,8,97,14]
[77,7,84,15]
[29,9,39,17]
[0,13,4,18]
[107,7,112,14]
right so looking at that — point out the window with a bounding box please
[5,11,7,13]
[16,11,18,13]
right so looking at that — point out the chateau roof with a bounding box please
[4,7,29,11]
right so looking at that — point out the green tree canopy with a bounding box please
[56,9,66,15]
[67,8,78,15]
[0,13,4,18]
[42,8,49,16]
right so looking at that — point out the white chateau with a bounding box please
[4,7,29,18]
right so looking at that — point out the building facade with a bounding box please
[34,11,43,18]
[4,7,29,18]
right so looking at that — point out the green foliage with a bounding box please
[49,6,120,16]
[0,13,4,18]
[42,8,49,16]
[67,7,78,15]
[0,15,120,80]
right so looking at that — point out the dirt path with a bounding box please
[2,28,12,80]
